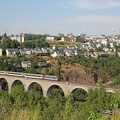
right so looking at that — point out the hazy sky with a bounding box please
[0,0,120,36]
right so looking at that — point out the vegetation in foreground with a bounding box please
[0,85,120,120]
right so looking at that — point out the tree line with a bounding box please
[0,85,120,120]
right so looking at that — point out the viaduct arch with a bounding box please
[0,74,119,97]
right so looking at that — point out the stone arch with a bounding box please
[11,80,24,89]
[28,82,43,95]
[71,88,88,101]
[47,84,65,97]
[0,78,8,91]
[70,86,88,93]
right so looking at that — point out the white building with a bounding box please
[0,48,2,56]
[10,35,21,43]
[46,36,56,41]
[101,39,108,46]
[21,61,31,68]
[6,48,19,57]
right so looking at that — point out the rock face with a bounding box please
[61,64,99,84]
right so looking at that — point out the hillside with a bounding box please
[38,57,108,85]
[46,40,82,46]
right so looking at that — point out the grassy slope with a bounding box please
[46,40,82,46]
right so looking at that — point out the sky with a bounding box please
[0,0,120,36]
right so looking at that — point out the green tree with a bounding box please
[76,36,85,43]
[4,33,8,39]
[72,89,87,101]
[63,94,74,120]
[49,88,64,98]
[10,85,28,109]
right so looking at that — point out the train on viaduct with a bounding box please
[0,71,119,97]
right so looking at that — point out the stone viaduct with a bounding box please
[0,72,119,97]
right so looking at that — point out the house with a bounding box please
[101,39,108,46]
[84,52,98,58]
[32,48,50,56]
[68,33,74,39]
[51,51,58,58]
[68,33,76,42]
[91,52,98,58]
[65,50,73,57]
[82,44,89,49]
[96,43,102,48]
[61,36,70,41]
[73,49,82,56]
[84,52,92,58]
[6,48,19,57]
[19,49,24,56]
[19,48,32,56]
[51,51,64,58]
[103,47,109,52]
[10,35,21,43]
[38,62,51,68]
[97,52,109,58]
[109,42,114,48]
[21,61,31,68]
[46,36,57,41]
